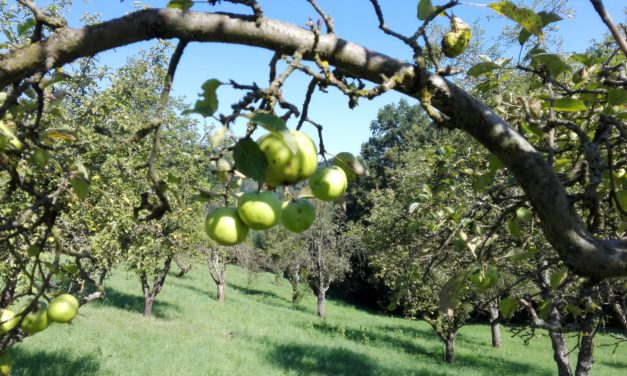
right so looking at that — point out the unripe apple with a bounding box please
[237,191,282,230]
[309,166,348,201]
[258,130,318,187]
[206,207,249,246]
[281,199,316,233]
[0,309,18,334]
[47,294,79,323]
[0,352,12,376]
[21,302,49,335]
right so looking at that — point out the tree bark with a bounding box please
[0,8,625,278]
[216,280,225,302]
[317,288,326,319]
[444,334,455,363]
[611,301,627,332]
[143,296,155,317]
[488,302,502,348]
[575,306,601,376]
[548,319,573,376]
[291,281,299,305]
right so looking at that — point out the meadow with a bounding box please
[11,266,626,375]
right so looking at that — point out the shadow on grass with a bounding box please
[94,287,180,319]
[11,348,102,376]
[310,321,551,376]
[227,283,318,315]
[267,342,426,376]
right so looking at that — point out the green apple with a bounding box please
[206,207,249,246]
[258,130,318,187]
[468,265,498,289]
[0,309,18,334]
[47,294,79,323]
[0,352,12,376]
[333,152,363,182]
[21,302,49,335]
[281,199,316,233]
[309,166,348,201]
[237,191,282,230]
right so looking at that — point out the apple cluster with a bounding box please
[0,293,80,338]
[205,131,355,246]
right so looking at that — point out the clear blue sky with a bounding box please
[41,1,627,155]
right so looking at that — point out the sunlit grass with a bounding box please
[11,265,626,375]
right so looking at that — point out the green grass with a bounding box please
[11,266,626,375]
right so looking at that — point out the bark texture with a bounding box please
[1,9,625,278]
[488,302,502,348]
[444,334,455,363]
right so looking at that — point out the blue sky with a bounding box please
[40,1,627,155]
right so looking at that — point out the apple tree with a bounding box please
[0,1,626,373]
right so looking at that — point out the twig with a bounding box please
[589,0,627,59]
[306,0,334,34]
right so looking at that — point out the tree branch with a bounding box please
[0,8,625,278]
[589,0,627,59]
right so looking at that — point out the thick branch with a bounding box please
[0,8,626,278]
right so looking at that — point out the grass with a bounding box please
[11,265,626,375]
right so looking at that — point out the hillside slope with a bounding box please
[11,266,626,375]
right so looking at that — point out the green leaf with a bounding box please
[488,1,544,38]
[532,54,571,76]
[31,148,50,167]
[17,18,35,37]
[167,0,193,10]
[467,62,500,77]
[550,267,568,289]
[244,113,299,154]
[191,190,220,203]
[232,138,267,185]
[70,177,90,200]
[245,113,288,133]
[519,11,562,45]
[544,98,587,112]
[43,129,79,143]
[472,174,492,192]
[185,79,221,117]
[417,0,433,20]
[439,272,468,317]
[607,89,627,106]
[507,219,522,239]
[210,126,228,147]
[539,300,551,320]
[499,296,518,320]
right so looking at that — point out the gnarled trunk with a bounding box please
[139,256,173,317]
[488,302,501,348]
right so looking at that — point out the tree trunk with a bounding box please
[575,307,600,376]
[139,256,173,317]
[289,270,300,305]
[488,302,502,348]
[547,304,573,376]
[444,334,455,363]
[143,296,155,317]
[317,288,326,319]
[611,301,627,332]
[291,281,299,305]
[216,280,225,302]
